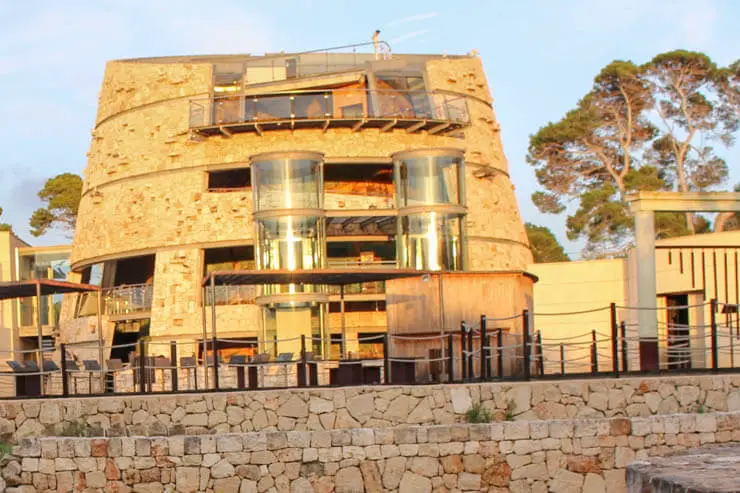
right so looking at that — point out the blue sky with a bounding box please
[1,0,738,254]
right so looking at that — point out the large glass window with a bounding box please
[257,216,324,271]
[401,212,463,271]
[395,152,464,207]
[252,154,323,211]
[18,250,71,327]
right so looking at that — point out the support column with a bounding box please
[635,210,658,371]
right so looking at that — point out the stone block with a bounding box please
[399,471,432,493]
[504,421,529,440]
[335,466,363,493]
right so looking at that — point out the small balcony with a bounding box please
[189,89,469,137]
[101,284,153,318]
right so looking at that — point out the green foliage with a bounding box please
[30,173,83,237]
[0,207,12,232]
[528,60,655,251]
[528,51,740,253]
[504,399,517,421]
[0,441,12,458]
[465,403,493,424]
[525,223,569,263]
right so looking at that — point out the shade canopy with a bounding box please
[202,269,429,287]
[0,279,100,301]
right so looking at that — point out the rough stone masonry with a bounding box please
[4,411,740,493]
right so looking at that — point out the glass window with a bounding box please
[401,212,463,271]
[257,216,324,271]
[252,155,322,211]
[213,63,244,94]
[208,168,251,191]
[375,75,430,118]
[396,154,463,207]
[18,247,69,326]
[204,246,255,274]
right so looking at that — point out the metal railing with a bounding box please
[205,285,258,306]
[14,298,740,400]
[189,89,470,129]
[103,284,153,316]
[327,259,397,269]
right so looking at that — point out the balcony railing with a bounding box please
[327,259,397,269]
[189,89,469,136]
[104,284,153,317]
[205,285,257,306]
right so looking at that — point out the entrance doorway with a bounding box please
[665,294,691,369]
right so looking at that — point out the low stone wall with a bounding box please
[4,412,740,493]
[2,374,740,438]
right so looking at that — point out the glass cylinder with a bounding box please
[251,152,324,211]
[401,212,463,271]
[393,149,464,207]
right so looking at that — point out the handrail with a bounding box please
[103,284,153,316]
[189,89,470,129]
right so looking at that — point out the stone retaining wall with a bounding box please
[4,411,740,493]
[2,374,740,438]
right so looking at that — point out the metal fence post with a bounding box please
[620,321,628,373]
[60,344,69,397]
[711,298,718,371]
[383,334,390,384]
[560,343,565,375]
[460,322,467,381]
[298,335,307,388]
[138,339,146,393]
[496,329,504,380]
[522,310,531,381]
[447,334,454,382]
[535,331,544,377]
[591,329,598,374]
[467,325,474,380]
[212,336,220,390]
[480,315,487,381]
[170,341,178,392]
[610,303,619,376]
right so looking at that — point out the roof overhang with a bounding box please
[0,279,100,301]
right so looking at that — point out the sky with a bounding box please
[0,0,738,255]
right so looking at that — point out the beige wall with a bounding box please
[531,231,740,373]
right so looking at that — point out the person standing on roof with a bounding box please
[373,30,381,59]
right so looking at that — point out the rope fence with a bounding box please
[2,298,738,399]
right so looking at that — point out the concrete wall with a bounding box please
[6,410,740,493]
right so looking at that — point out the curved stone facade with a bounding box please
[66,50,533,356]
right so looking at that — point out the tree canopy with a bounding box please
[29,173,83,237]
[528,50,739,255]
[525,223,569,263]
[0,208,11,232]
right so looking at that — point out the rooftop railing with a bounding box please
[189,89,469,136]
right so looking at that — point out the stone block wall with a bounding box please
[2,375,740,439]
[5,411,740,493]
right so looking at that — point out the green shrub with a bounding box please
[465,403,493,424]
[504,399,517,421]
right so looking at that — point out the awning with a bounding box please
[0,279,100,301]
[202,269,429,287]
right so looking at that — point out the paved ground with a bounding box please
[627,444,740,492]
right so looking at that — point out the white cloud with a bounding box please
[387,12,439,27]
[391,30,431,45]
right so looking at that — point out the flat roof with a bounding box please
[202,269,428,287]
[0,279,100,301]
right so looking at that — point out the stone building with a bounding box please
[62,44,534,366]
